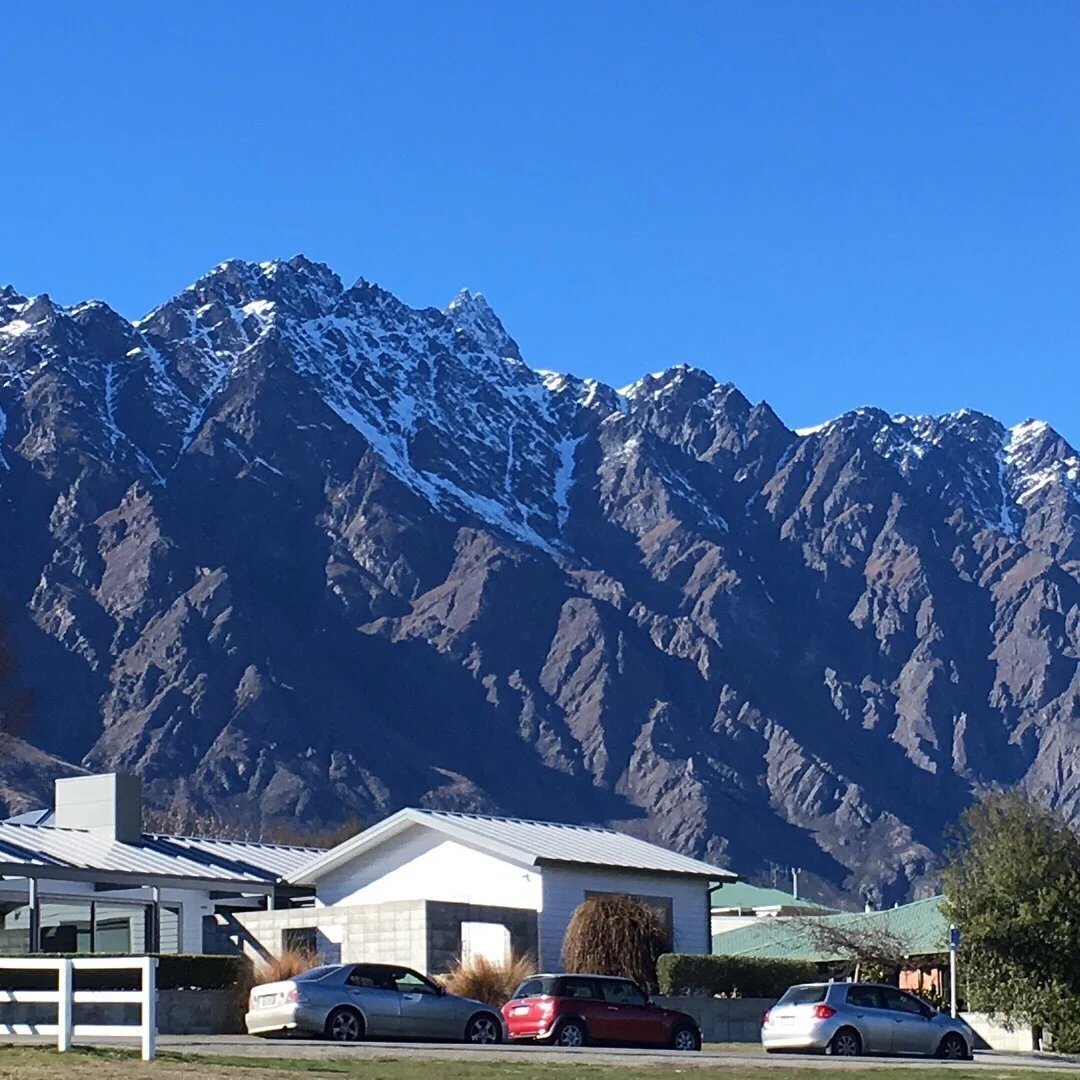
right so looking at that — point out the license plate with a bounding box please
[512,1006,530,1015]
[257,995,278,1007]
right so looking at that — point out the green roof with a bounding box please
[712,881,835,912]
[711,896,948,961]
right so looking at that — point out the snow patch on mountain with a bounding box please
[553,435,582,529]
[1007,419,1080,507]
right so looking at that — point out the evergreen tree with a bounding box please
[943,792,1080,1050]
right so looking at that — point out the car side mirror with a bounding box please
[436,984,446,996]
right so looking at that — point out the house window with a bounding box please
[39,902,93,953]
[94,902,149,953]
[584,892,674,951]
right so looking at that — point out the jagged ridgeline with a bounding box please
[1,257,1078,903]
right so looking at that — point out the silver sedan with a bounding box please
[245,962,506,1044]
[762,981,973,1058]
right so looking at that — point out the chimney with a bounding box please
[54,773,143,844]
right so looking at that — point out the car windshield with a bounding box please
[511,977,557,999]
[293,966,339,982]
[778,985,828,1005]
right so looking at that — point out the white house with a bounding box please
[235,808,735,974]
[0,774,317,955]
[710,881,834,936]
[3,775,735,973]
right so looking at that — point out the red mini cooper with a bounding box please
[501,973,701,1050]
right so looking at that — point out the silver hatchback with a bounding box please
[761,982,973,1059]
[245,962,507,1044]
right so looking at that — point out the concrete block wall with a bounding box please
[342,901,427,972]
[235,902,427,973]
[652,996,773,1043]
[426,901,539,974]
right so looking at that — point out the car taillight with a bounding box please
[285,987,306,1004]
[536,998,555,1015]
[762,1009,771,1024]
[812,1004,836,1019]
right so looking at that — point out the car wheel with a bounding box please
[465,1013,503,1044]
[937,1032,970,1060]
[671,1025,701,1052]
[553,1019,587,1047]
[827,1027,862,1056]
[324,1006,364,1042]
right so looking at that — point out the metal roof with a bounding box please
[710,896,948,961]
[290,807,735,884]
[0,821,320,889]
[711,881,836,913]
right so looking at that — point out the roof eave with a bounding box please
[287,809,541,885]
[535,857,736,880]
[0,862,276,894]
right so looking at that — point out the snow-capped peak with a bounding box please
[442,288,519,360]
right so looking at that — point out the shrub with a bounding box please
[437,952,534,1008]
[562,895,668,992]
[0,954,251,992]
[657,954,820,999]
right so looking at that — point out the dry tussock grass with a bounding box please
[437,952,534,1008]
[254,946,320,984]
[236,946,319,1011]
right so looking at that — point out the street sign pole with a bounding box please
[949,925,960,1018]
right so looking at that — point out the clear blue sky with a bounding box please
[3,2,1078,443]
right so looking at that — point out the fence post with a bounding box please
[56,958,73,1052]
[140,955,157,1061]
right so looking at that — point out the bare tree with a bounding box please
[790,914,914,981]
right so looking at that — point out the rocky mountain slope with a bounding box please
[1,257,1078,901]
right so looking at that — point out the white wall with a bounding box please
[538,866,710,971]
[711,913,768,936]
[317,827,542,911]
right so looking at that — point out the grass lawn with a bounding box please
[0,1045,1078,1080]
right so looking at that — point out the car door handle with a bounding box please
[607,1006,620,1011]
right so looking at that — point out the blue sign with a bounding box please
[949,926,961,950]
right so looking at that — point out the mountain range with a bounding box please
[1,256,1078,903]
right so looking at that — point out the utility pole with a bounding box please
[791,867,799,900]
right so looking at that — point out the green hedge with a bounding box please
[657,953,820,999]
[0,954,251,992]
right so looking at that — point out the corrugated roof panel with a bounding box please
[417,810,734,878]
[711,882,835,911]
[0,822,319,886]
[152,835,322,880]
[711,896,948,961]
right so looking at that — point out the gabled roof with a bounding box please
[287,807,735,885]
[0,820,320,891]
[711,881,836,913]
[710,896,948,961]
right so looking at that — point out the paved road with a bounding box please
[139,1034,1080,1071]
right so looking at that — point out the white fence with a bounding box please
[0,956,157,1060]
